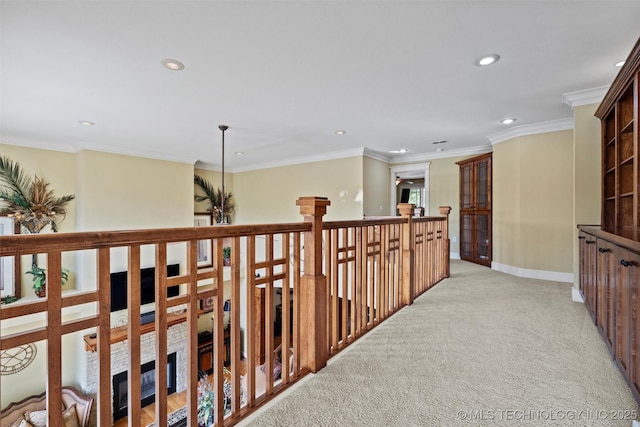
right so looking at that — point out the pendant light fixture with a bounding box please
[218,124,228,224]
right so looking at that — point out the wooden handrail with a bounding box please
[0,198,451,426]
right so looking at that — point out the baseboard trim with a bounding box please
[491,262,574,283]
[450,251,461,260]
[572,287,585,303]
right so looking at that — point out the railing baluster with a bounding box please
[46,250,63,427]
[187,239,199,425]
[0,198,450,427]
[127,244,142,426]
[96,247,111,427]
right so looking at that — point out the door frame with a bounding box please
[390,162,430,214]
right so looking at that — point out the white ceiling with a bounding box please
[2,1,639,172]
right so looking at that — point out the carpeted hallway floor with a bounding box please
[241,260,639,426]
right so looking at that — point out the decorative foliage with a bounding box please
[197,375,214,426]
[223,246,231,266]
[0,156,75,234]
[0,156,74,297]
[194,174,235,224]
[26,266,69,296]
[198,368,233,426]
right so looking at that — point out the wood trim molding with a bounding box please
[595,36,640,119]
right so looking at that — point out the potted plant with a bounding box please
[222,246,231,266]
[26,266,70,297]
[197,368,233,425]
[0,156,75,297]
[194,175,235,224]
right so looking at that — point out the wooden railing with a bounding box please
[0,197,450,426]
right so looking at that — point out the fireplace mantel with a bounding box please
[83,308,210,352]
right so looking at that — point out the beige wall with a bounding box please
[493,130,574,274]
[232,156,364,224]
[76,150,193,231]
[428,156,465,256]
[493,141,521,268]
[363,157,391,216]
[573,103,602,287]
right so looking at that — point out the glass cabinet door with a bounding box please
[475,158,491,210]
[475,213,490,263]
[461,213,473,259]
[460,164,473,210]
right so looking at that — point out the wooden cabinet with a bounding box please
[580,36,640,404]
[596,38,640,230]
[578,226,640,402]
[198,338,213,374]
[457,152,492,266]
[197,329,231,374]
[578,231,597,318]
[595,238,616,354]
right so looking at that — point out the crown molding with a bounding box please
[0,135,77,153]
[389,144,492,165]
[1,134,197,165]
[362,147,391,163]
[561,86,609,108]
[221,147,368,173]
[487,118,574,145]
[76,141,197,165]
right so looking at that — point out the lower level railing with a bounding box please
[0,198,450,426]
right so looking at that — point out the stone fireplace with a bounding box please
[112,352,177,422]
[85,322,187,423]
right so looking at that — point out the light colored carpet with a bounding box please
[242,260,639,426]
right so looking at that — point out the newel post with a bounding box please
[296,196,331,373]
[398,203,415,306]
[439,206,452,278]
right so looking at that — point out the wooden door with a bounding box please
[457,153,492,266]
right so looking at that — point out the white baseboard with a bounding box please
[572,287,584,303]
[450,252,461,260]
[491,262,574,283]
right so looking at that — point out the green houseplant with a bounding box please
[194,175,235,224]
[222,246,231,266]
[0,156,75,297]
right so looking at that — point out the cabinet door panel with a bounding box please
[474,158,491,210]
[618,250,640,396]
[460,164,473,209]
[475,213,491,265]
[616,248,636,379]
[596,239,616,352]
[583,236,597,318]
[460,214,473,260]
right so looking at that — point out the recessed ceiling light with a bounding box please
[475,54,500,66]
[78,121,95,126]
[161,58,185,71]
[389,149,408,154]
[235,151,244,155]
[334,130,346,135]
[436,148,444,153]
[615,60,626,67]
[500,118,517,125]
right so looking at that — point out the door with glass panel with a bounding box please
[457,153,492,266]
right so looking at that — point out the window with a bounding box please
[407,188,422,207]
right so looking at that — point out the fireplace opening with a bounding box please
[112,352,177,422]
